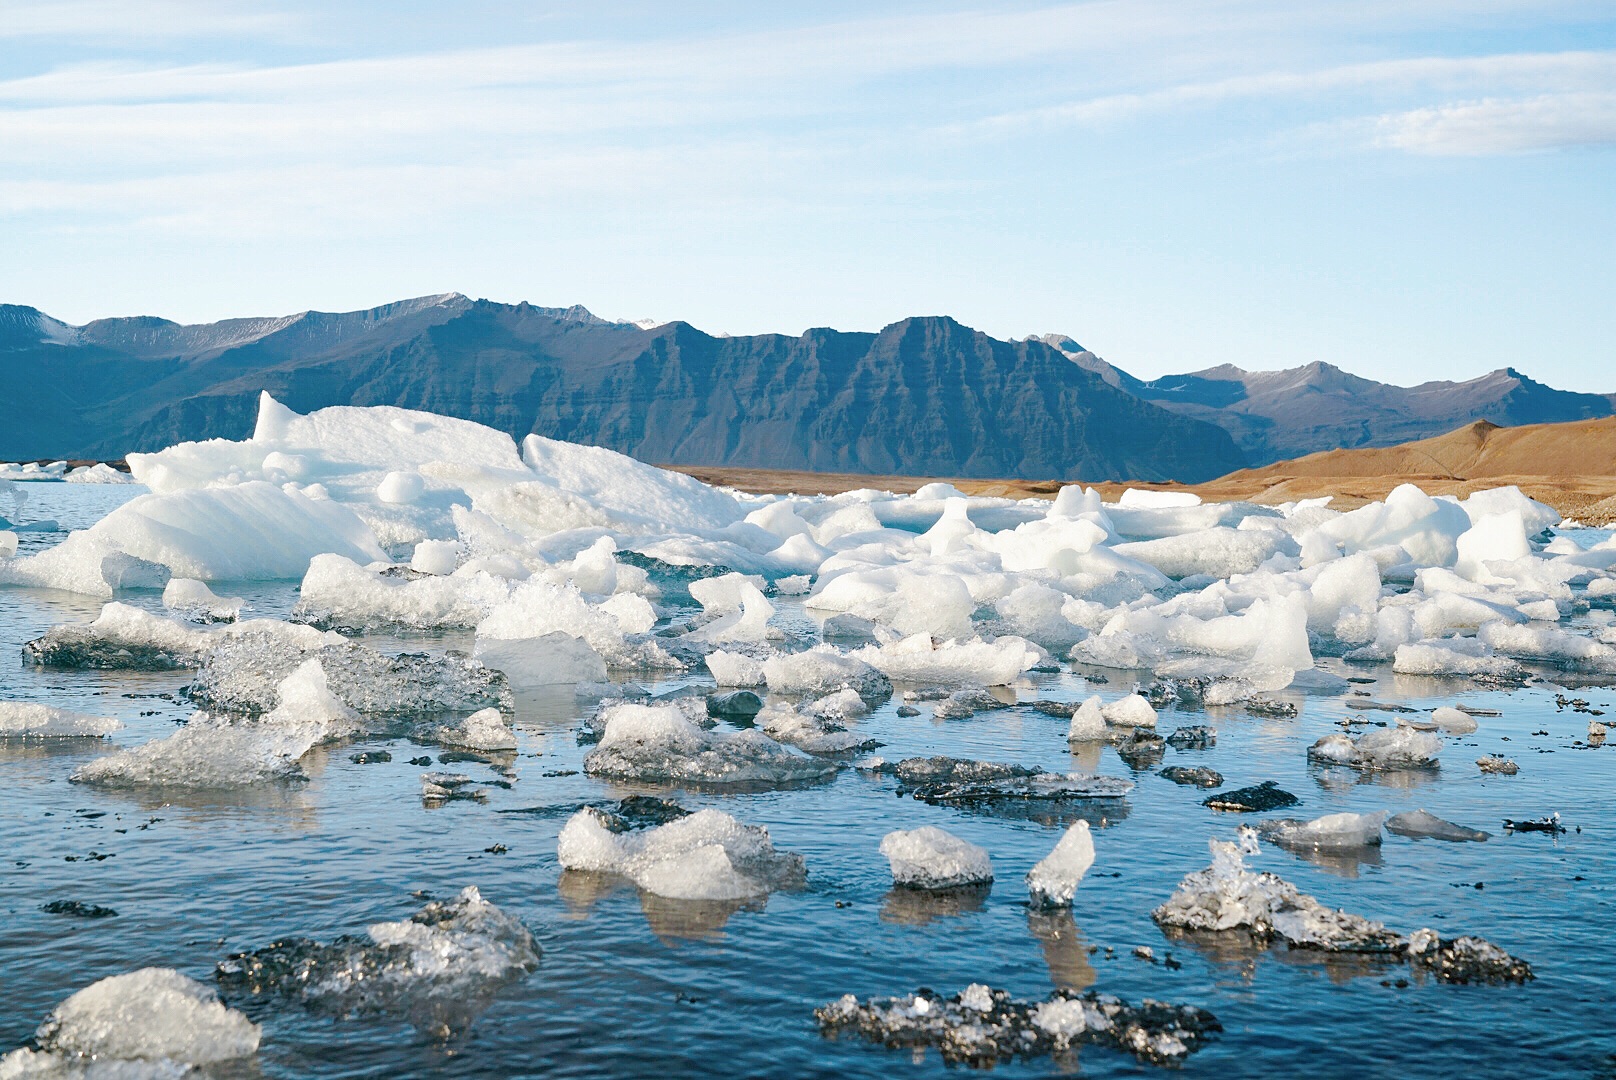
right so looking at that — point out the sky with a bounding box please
[2,1,1613,389]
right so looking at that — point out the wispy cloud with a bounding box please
[1,0,298,40]
[1371,92,1616,154]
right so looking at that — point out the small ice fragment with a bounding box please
[557,806,805,900]
[436,707,516,751]
[880,826,994,890]
[0,701,121,738]
[1159,765,1223,787]
[1385,809,1490,842]
[6,967,259,1071]
[1477,756,1519,775]
[162,577,243,622]
[1066,697,1106,741]
[1026,820,1094,907]
[1259,811,1387,851]
[1431,706,1478,733]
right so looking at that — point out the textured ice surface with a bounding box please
[854,634,1046,687]
[0,702,121,738]
[435,707,517,751]
[1259,811,1387,851]
[755,646,893,702]
[189,633,510,717]
[25,602,341,671]
[894,756,1133,806]
[880,826,994,889]
[816,985,1220,1067]
[557,806,805,900]
[1430,705,1479,733]
[73,660,359,788]
[217,886,538,1033]
[296,554,510,630]
[1307,727,1442,769]
[583,703,837,785]
[1155,836,1531,980]
[756,700,879,754]
[1386,809,1491,842]
[161,578,242,623]
[1,968,258,1074]
[1026,820,1095,906]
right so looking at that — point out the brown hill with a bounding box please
[673,416,1616,524]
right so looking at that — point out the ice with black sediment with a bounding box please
[816,984,1221,1067]
[0,967,260,1076]
[188,632,511,718]
[23,602,339,671]
[892,756,1133,807]
[216,886,538,1035]
[557,805,806,900]
[71,659,360,789]
[583,702,837,785]
[1153,833,1531,981]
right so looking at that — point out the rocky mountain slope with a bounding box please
[0,296,1244,482]
[1037,335,1614,466]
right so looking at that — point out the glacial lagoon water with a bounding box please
[2,484,1614,1078]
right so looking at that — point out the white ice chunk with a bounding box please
[583,703,836,784]
[1431,706,1479,733]
[1026,820,1094,907]
[557,806,805,900]
[1263,811,1387,850]
[0,702,121,738]
[880,825,994,889]
[162,577,243,622]
[1101,693,1156,729]
[436,707,517,751]
[13,968,258,1068]
[853,634,1044,687]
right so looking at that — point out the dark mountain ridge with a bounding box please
[0,296,1244,482]
[1035,339,1615,466]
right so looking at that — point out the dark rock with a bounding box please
[1202,780,1298,812]
[1165,725,1216,750]
[40,900,118,918]
[706,690,763,722]
[350,751,393,764]
[1159,766,1223,788]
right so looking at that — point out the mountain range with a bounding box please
[1,294,1609,481]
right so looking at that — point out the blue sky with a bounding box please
[2,1,1612,388]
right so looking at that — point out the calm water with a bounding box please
[2,485,1613,1078]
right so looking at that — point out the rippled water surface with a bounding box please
[2,486,1614,1078]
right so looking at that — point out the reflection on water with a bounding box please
[1159,928,1402,987]
[880,884,992,926]
[1310,764,1441,794]
[556,869,759,943]
[1028,908,1097,991]
[1270,841,1386,880]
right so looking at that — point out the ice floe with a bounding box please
[2,968,259,1075]
[216,886,538,1035]
[816,985,1220,1067]
[0,702,121,739]
[582,702,837,785]
[880,826,994,889]
[557,805,805,900]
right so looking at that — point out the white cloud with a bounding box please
[1,0,297,40]
[1374,91,1616,154]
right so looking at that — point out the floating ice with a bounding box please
[1101,693,1156,729]
[65,463,139,484]
[0,702,121,738]
[188,633,510,717]
[1385,809,1490,842]
[296,554,510,630]
[1477,755,1519,775]
[1308,727,1441,769]
[1430,705,1479,733]
[816,985,1221,1067]
[1,967,258,1075]
[756,700,879,754]
[853,634,1045,687]
[557,806,805,900]
[894,756,1133,807]
[1155,835,1531,980]
[1026,820,1095,906]
[217,886,538,1034]
[73,659,358,788]
[1066,697,1106,741]
[475,578,661,670]
[24,602,341,672]
[880,826,994,889]
[162,577,242,623]
[583,703,837,785]
[1259,811,1387,851]
[757,646,893,701]
[435,707,517,751]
